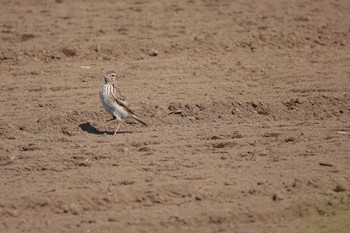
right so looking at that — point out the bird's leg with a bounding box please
[113,123,121,135]
[107,116,117,122]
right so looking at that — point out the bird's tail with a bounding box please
[132,114,148,127]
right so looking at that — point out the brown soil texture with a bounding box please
[1,0,350,232]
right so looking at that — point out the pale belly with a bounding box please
[99,86,128,122]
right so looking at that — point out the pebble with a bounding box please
[333,185,346,192]
[70,203,82,215]
[149,49,158,56]
[247,140,256,146]
[61,47,76,57]
[272,192,283,201]
[108,217,118,222]
[138,146,151,152]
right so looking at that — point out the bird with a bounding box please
[99,71,147,135]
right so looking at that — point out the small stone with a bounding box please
[30,71,40,75]
[232,132,244,138]
[247,140,256,146]
[138,146,151,152]
[70,203,82,215]
[250,101,258,108]
[20,33,35,42]
[272,192,283,201]
[248,189,256,194]
[173,109,182,114]
[188,116,196,121]
[295,98,302,104]
[195,104,205,111]
[319,162,334,167]
[136,54,145,60]
[232,108,241,115]
[148,49,158,56]
[145,177,153,182]
[62,47,76,57]
[285,137,296,142]
[94,44,101,52]
[334,185,346,192]
[119,180,135,185]
[61,204,69,213]
[108,217,118,222]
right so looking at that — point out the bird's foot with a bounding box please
[113,124,121,135]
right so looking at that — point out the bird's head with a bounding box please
[103,71,118,84]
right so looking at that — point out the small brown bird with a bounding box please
[99,71,147,135]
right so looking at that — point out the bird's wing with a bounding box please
[116,98,137,115]
[110,84,137,115]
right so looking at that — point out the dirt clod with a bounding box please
[62,47,76,57]
[149,49,159,57]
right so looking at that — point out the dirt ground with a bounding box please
[1,0,350,232]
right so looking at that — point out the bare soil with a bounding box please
[1,0,350,232]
